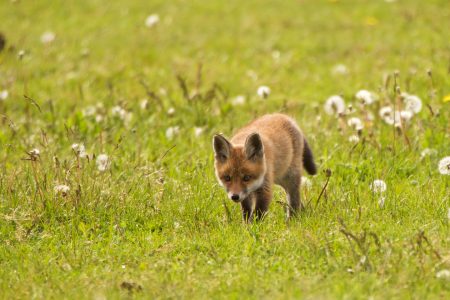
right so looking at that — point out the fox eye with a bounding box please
[224,176,231,182]
[243,175,251,181]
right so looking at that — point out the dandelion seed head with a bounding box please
[18,50,25,58]
[300,176,312,189]
[379,106,392,118]
[378,197,385,208]
[145,14,160,27]
[194,127,204,137]
[438,156,450,175]
[231,95,245,106]
[0,90,8,100]
[349,135,360,143]
[30,148,40,156]
[331,64,348,75]
[404,95,422,114]
[95,115,103,123]
[165,127,178,139]
[54,185,70,195]
[41,31,55,44]
[140,99,148,110]
[420,148,437,158]
[96,154,110,171]
[356,90,373,105]
[168,107,175,116]
[324,95,345,115]
[82,105,96,117]
[370,180,386,192]
[348,117,362,129]
[437,270,450,280]
[257,86,270,99]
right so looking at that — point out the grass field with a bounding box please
[1,0,450,299]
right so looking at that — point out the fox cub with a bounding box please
[213,113,317,222]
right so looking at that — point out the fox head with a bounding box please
[213,133,266,203]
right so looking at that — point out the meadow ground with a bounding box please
[1,0,450,299]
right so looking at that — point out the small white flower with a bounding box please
[95,115,103,123]
[331,64,348,75]
[324,95,345,115]
[41,31,55,44]
[194,127,204,137]
[140,99,149,109]
[356,90,373,105]
[257,86,270,99]
[122,265,126,269]
[54,185,70,194]
[370,180,387,193]
[300,177,312,189]
[18,50,25,58]
[404,95,422,114]
[96,154,110,171]
[378,197,385,208]
[174,222,180,229]
[420,148,437,158]
[165,127,178,139]
[30,148,40,156]
[168,107,175,116]
[231,95,245,106]
[145,14,160,27]
[438,156,450,175]
[348,117,362,129]
[0,90,8,100]
[348,135,360,143]
[379,106,392,118]
[436,270,450,280]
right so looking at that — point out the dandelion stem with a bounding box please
[315,169,332,208]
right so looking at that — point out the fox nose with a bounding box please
[231,194,240,201]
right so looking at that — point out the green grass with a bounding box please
[1,0,450,298]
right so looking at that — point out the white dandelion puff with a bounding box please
[438,156,450,175]
[168,107,175,116]
[356,90,373,105]
[194,127,204,137]
[54,185,70,194]
[324,95,345,115]
[30,148,40,156]
[231,95,245,106]
[165,127,178,139]
[404,95,422,114]
[348,117,362,129]
[111,106,122,116]
[257,86,270,99]
[95,115,103,123]
[96,154,110,171]
[41,31,55,44]
[379,106,392,118]
[140,99,149,109]
[349,135,360,143]
[331,64,348,75]
[436,270,450,280]
[145,14,160,27]
[394,110,413,126]
[300,177,312,189]
[378,197,385,208]
[0,90,8,100]
[420,148,437,158]
[370,180,386,193]
[82,105,96,117]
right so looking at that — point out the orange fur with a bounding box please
[213,113,317,222]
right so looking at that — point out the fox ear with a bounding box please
[213,135,231,163]
[244,133,264,161]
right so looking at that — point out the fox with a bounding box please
[213,113,317,223]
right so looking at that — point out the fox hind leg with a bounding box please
[281,168,303,218]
